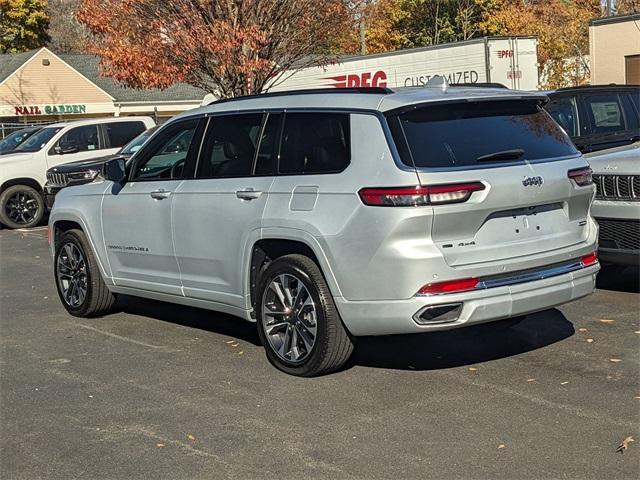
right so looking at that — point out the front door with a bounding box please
[101,117,202,295]
[173,113,280,308]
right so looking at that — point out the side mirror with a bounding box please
[56,141,79,155]
[103,158,127,184]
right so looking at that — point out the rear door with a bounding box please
[172,112,278,307]
[46,124,105,168]
[387,99,594,267]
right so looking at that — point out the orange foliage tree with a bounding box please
[481,0,601,88]
[77,0,353,98]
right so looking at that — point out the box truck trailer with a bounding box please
[272,37,539,91]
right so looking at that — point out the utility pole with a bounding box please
[605,0,613,16]
[359,12,367,55]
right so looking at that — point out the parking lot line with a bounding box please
[75,323,174,351]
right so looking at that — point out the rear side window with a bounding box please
[105,121,147,148]
[197,114,263,178]
[584,94,625,133]
[545,96,580,137]
[279,113,350,174]
[388,100,577,169]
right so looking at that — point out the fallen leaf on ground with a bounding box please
[586,338,594,343]
[497,444,506,449]
[634,331,640,334]
[609,358,622,363]
[527,378,536,382]
[225,340,234,344]
[560,381,569,385]
[187,434,195,441]
[578,328,588,332]
[231,343,239,347]
[616,436,634,454]
[156,443,165,448]
[634,396,640,400]
[238,351,244,355]
[468,367,478,372]
[599,319,615,324]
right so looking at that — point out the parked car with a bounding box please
[49,83,599,376]
[44,126,159,208]
[0,127,41,155]
[0,116,155,229]
[545,85,640,154]
[586,142,640,267]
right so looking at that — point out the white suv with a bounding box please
[0,116,154,229]
[49,85,599,376]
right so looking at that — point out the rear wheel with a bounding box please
[54,229,116,317]
[0,185,44,229]
[256,254,354,377]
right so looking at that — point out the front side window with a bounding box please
[14,127,63,153]
[279,113,350,174]
[545,96,580,137]
[106,121,147,148]
[389,100,577,169]
[131,119,199,180]
[196,114,263,178]
[54,125,100,153]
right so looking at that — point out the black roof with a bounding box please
[550,84,640,93]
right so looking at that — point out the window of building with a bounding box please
[278,113,350,175]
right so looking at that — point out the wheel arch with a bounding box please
[248,231,343,316]
[0,177,43,194]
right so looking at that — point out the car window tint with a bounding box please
[279,113,350,174]
[628,91,640,113]
[197,114,262,178]
[254,113,282,176]
[132,119,199,180]
[621,94,640,131]
[389,100,577,168]
[56,125,99,153]
[545,96,579,137]
[106,121,147,148]
[583,94,626,133]
[14,127,62,152]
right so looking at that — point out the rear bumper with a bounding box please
[335,263,599,336]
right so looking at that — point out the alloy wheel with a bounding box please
[56,243,88,308]
[261,273,317,364]
[4,190,40,226]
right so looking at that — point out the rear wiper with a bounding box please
[476,149,525,162]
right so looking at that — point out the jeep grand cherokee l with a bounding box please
[49,83,599,376]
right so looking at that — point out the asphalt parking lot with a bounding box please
[1,227,638,479]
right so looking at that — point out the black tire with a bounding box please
[256,254,354,377]
[0,185,45,229]
[54,229,116,317]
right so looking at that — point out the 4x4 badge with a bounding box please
[522,175,544,187]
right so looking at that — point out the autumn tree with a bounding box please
[614,0,640,13]
[0,0,49,53]
[481,0,601,88]
[47,0,90,54]
[76,0,353,98]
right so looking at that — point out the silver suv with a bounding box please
[49,84,600,376]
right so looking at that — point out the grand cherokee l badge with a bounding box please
[522,175,544,187]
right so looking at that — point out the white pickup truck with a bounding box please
[0,116,154,229]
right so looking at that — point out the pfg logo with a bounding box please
[522,176,544,187]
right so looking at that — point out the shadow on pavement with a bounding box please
[116,295,262,346]
[351,309,574,371]
[596,265,639,294]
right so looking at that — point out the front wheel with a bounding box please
[0,185,45,229]
[54,229,116,317]
[256,254,354,377]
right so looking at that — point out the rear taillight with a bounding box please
[418,277,479,295]
[568,167,593,186]
[581,251,598,267]
[358,183,485,207]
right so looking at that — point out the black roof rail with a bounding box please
[208,87,393,105]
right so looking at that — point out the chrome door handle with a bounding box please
[236,189,262,200]
[150,189,171,200]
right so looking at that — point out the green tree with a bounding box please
[0,0,49,53]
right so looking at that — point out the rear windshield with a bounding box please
[388,100,578,169]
